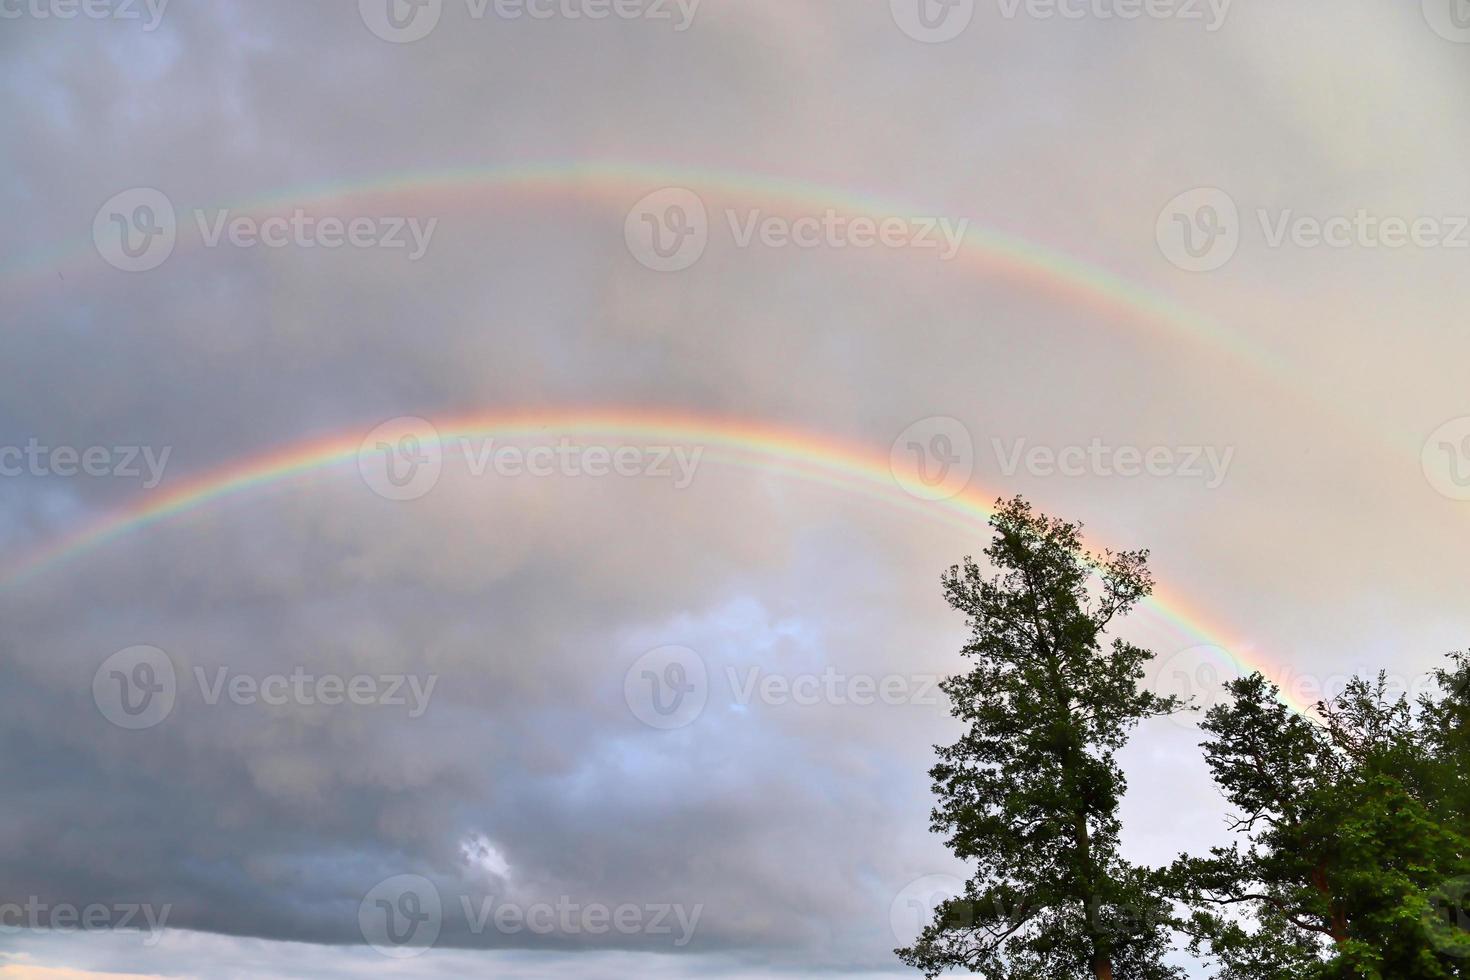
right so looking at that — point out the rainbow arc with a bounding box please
[0,407,1307,714]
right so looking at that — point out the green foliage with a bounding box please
[897,498,1183,980]
[897,498,1470,978]
[1169,665,1470,979]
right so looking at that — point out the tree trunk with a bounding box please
[1039,584,1117,980]
[1310,860,1349,944]
[1074,817,1114,980]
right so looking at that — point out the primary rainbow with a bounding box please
[0,406,1309,714]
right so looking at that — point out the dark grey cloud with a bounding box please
[2,0,1468,976]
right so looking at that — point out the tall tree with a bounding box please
[897,497,1183,980]
[1421,653,1470,833]
[1171,667,1470,979]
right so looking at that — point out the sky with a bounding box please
[2,0,1469,976]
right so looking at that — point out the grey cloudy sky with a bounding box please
[2,0,1469,976]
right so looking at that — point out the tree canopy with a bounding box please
[901,498,1470,979]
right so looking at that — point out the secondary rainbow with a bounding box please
[11,160,1255,363]
[12,160,1412,459]
[0,407,1306,714]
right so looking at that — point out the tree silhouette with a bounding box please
[898,498,1182,980]
[1170,665,1470,979]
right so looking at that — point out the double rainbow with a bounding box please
[4,163,1320,712]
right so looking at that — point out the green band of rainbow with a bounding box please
[13,161,1245,359]
[11,160,1413,463]
[0,407,1306,714]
